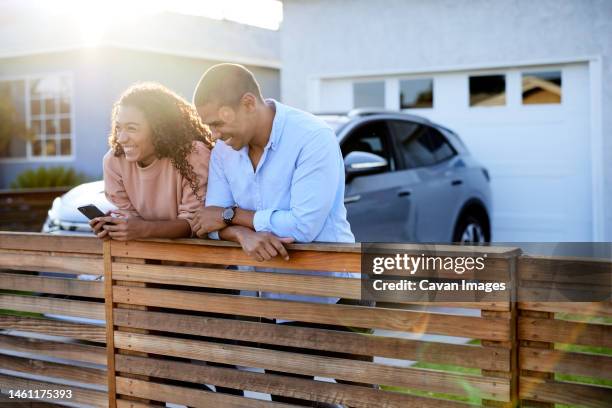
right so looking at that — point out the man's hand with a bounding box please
[237,229,294,262]
[192,206,226,238]
[97,210,148,241]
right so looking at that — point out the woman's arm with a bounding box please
[178,142,211,237]
[100,214,191,241]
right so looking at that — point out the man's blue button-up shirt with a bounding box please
[205,99,355,244]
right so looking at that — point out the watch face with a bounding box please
[223,207,235,220]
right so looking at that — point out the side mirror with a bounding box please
[344,151,388,182]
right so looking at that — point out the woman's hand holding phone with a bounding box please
[97,210,147,241]
[89,210,113,240]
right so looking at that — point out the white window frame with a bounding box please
[0,71,75,163]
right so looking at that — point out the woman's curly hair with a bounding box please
[108,82,213,201]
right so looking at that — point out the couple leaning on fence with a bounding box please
[88,63,361,406]
[89,62,355,260]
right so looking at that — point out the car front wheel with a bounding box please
[453,215,489,243]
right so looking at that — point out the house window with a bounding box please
[522,71,562,105]
[353,81,385,108]
[399,79,433,109]
[0,75,73,160]
[469,74,506,107]
[0,80,27,159]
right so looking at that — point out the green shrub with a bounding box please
[9,166,88,189]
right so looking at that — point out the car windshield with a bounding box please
[318,115,350,134]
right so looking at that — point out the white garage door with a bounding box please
[421,64,591,242]
[319,62,593,242]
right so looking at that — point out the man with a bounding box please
[191,63,354,256]
[191,63,358,406]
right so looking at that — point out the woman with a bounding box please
[91,82,213,239]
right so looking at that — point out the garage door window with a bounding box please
[469,74,506,107]
[353,81,385,108]
[522,71,562,105]
[400,79,433,109]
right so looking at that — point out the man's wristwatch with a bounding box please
[222,205,238,225]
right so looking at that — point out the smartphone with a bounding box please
[77,204,107,221]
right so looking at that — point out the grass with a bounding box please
[555,312,612,325]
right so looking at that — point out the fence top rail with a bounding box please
[0,232,103,254]
[0,232,524,257]
[137,239,521,258]
[521,253,612,265]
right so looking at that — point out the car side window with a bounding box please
[389,120,455,169]
[341,120,396,171]
[428,127,456,163]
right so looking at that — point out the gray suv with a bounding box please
[43,109,491,243]
[321,109,491,243]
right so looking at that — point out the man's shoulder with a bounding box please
[281,102,334,137]
[278,104,336,151]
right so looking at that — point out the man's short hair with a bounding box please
[193,63,263,108]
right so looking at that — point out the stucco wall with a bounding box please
[280,0,612,240]
[0,48,280,187]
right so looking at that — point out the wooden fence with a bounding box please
[0,232,107,407]
[0,232,610,407]
[517,256,612,407]
[0,188,69,232]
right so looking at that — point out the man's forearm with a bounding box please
[232,208,255,229]
[218,225,251,243]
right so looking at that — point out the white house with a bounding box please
[280,0,612,242]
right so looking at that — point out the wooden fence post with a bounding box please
[104,239,117,408]
[518,309,555,408]
[482,254,519,408]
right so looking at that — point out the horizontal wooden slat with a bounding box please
[376,300,509,311]
[112,262,361,299]
[364,256,512,280]
[110,241,361,272]
[116,354,470,408]
[0,373,107,407]
[0,354,106,385]
[0,334,106,365]
[114,332,510,401]
[519,255,612,282]
[116,399,159,408]
[150,236,362,253]
[0,232,102,254]
[519,301,612,317]
[520,347,612,380]
[362,242,520,258]
[0,272,104,298]
[112,262,511,308]
[519,376,612,408]
[519,317,612,347]
[0,393,67,407]
[112,286,511,340]
[116,376,294,408]
[0,294,105,320]
[114,308,509,370]
[0,250,103,275]
[0,315,106,342]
